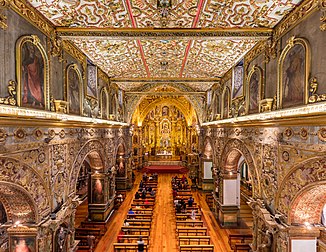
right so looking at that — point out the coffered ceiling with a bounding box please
[27,0,303,91]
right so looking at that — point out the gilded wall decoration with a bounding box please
[16,35,50,110]
[277,36,310,109]
[0,157,50,220]
[321,0,326,31]
[318,128,326,142]
[276,157,326,221]
[0,128,7,143]
[14,128,27,141]
[308,77,326,103]
[0,80,17,106]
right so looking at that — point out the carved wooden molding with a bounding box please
[0,80,17,106]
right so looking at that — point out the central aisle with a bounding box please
[149,174,178,252]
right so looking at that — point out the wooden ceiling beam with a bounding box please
[56,27,272,40]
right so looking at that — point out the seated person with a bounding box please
[176,202,182,213]
[128,208,135,214]
[135,191,140,199]
[147,186,152,192]
[150,190,156,196]
[123,219,130,226]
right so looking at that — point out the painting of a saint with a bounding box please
[21,42,45,108]
[232,64,244,99]
[68,67,81,115]
[223,88,230,119]
[249,70,260,113]
[11,237,35,252]
[101,90,108,119]
[87,65,97,99]
[92,179,104,204]
[282,45,305,108]
[117,161,125,177]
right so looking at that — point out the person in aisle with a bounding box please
[191,209,196,220]
[137,236,145,252]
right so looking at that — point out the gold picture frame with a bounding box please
[16,35,50,110]
[277,36,311,109]
[100,87,109,119]
[246,65,264,114]
[65,64,83,115]
[86,65,98,100]
[231,61,244,100]
[221,86,231,119]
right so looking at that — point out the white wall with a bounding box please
[291,239,316,252]
[204,161,213,179]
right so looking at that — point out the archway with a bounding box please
[199,137,214,191]
[216,139,258,227]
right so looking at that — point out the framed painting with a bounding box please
[16,35,50,110]
[278,36,310,109]
[100,87,109,119]
[247,65,263,114]
[87,65,98,99]
[222,86,230,119]
[10,236,36,252]
[66,64,83,115]
[232,61,244,100]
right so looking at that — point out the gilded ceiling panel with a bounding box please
[130,0,198,28]
[183,39,259,78]
[200,0,303,28]
[71,39,147,78]
[140,39,188,77]
[28,0,131,27]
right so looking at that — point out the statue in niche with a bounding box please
[162,106,169,116]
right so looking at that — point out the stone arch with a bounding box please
[289,182,326,225]
[275,156,326,224]
[115,139,127,178]
[220,138,261,196]
[0,182,37,223]
[0,157,50,221]
[69,140,106,195]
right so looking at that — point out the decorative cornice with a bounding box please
[56,27,273,40]
[9,0,55,37]
[111,77,220,82]
[98,68,110,84]
[62,40,87,78]
[273,0,319,41]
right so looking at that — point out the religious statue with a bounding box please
[57,226,68,252]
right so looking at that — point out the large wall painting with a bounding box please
[278,36,310,109]
[87,65,97,99]
[16,35,49,110]
[247,65,263,114]
[66,64,82,115]
[232,61,244,99]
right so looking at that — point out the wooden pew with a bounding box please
[177,227,207,236]
[176,214,202,220]
[228,233,253,250]
[127,214,153,219]
[113,243,148,251]
[129,208,153,214]
[125,219,152,227]
[133,198,155,203]
[75,227,102,238]
[80,221,107,233]
[121,226,151,235]
[179,244,214,251]
[178,236,211,245]
[234,243,251,251]
[131,203,155,208]
[117,235,150,244]
[176,220,204,227]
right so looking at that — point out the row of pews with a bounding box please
[113,175,158,251]
[172,176,215,252]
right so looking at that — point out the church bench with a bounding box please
[117,235,149,244]
[177,227,208,236]
[234,243,252,251]
[80,221,107,233]
[176,192,193,197]
[77,245,92,251]
[113,243,148,252]
[127,214,153,219]
[131,203,155,208]
[121,226,151,235]
[75,227,102,237]
[179,244,214,251]
[176,220,204,227]
[129,208,153,214]
[133,198,155,203]
[178,236,211,245]
[176,214,202,220]
[175,208,201,214]
[75,235,99,247]
[125,219,152,227]
[228,233,253,249]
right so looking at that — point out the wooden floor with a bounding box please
[92,173,248,252]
